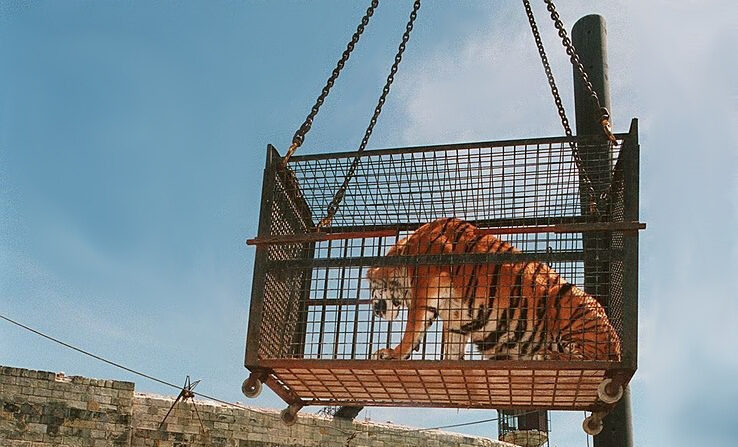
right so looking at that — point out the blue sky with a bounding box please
[1,1,737,446]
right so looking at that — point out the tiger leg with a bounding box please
[374,271,450,360]
[442,328,468,360]
[374,304,438,360]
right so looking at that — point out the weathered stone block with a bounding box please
[25,422,47,434]
[112,382,135,391]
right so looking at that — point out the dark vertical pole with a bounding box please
[572,15,633,447]
[574,14,612,304]
[573,15,611,144]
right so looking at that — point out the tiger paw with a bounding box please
[372,348,399,360]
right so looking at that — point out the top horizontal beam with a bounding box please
[246,221,645,246]
[284,132,629,163]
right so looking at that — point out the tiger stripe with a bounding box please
[367,218,621,361]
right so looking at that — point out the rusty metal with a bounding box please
[244,146,278,366]
[247,229,397,246]
[260,358,626,371]
[522,0,595,210]
[287,133,631,163]
[479,222,644,235]
[267,250,622,270]
[522,0,616,219]
[159,376,205,433]
[260,359,635,412]
[261,373,303,407]
[620,120,640,370]
[247,222,645,246]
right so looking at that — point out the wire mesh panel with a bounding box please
[246,123,640,411]
[498,410,550,447]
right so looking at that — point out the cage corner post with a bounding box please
[244,145,280,383]
[573,14,634,447]
[621,117,639,371]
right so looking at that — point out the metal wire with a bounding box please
[0,313,183,390]
[1,312,544,439]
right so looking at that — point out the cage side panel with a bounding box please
[608,151,627,345]
[295,248,600,362]
[577,135,614,313]
[258,160,315,360]
[622,119,639,368]
[245,146,279,367]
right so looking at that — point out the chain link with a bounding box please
[524,0,617,216]
[318,0,422,228]
[542,0,616,144]
[522,0,599,214]
[282,0,380,167]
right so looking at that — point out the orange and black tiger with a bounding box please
[367,218,621,361]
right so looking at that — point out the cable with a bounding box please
[408,416,500,432]
[0,313,254,411]
[0,312,538,438]
[0,312,394,443]
[0,313,182,390]
[407,410,539,432]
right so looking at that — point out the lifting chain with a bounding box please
[282,0,380,167]
[317,0,422,228]
[542,0,616,145]
[523,0,613,216]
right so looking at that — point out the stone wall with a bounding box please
[0,365,512,447]
[0,366,134,446]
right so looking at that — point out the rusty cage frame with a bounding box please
[244,119,640,419]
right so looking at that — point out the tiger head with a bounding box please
[366,236,412,321]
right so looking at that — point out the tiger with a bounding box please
[367,217,621,362]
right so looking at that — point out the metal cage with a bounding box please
[243,119,640,419]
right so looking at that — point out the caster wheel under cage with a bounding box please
[280,404,301,426]
[583,412,604,436]
[241,375,262,399]
[597,378,624,404]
